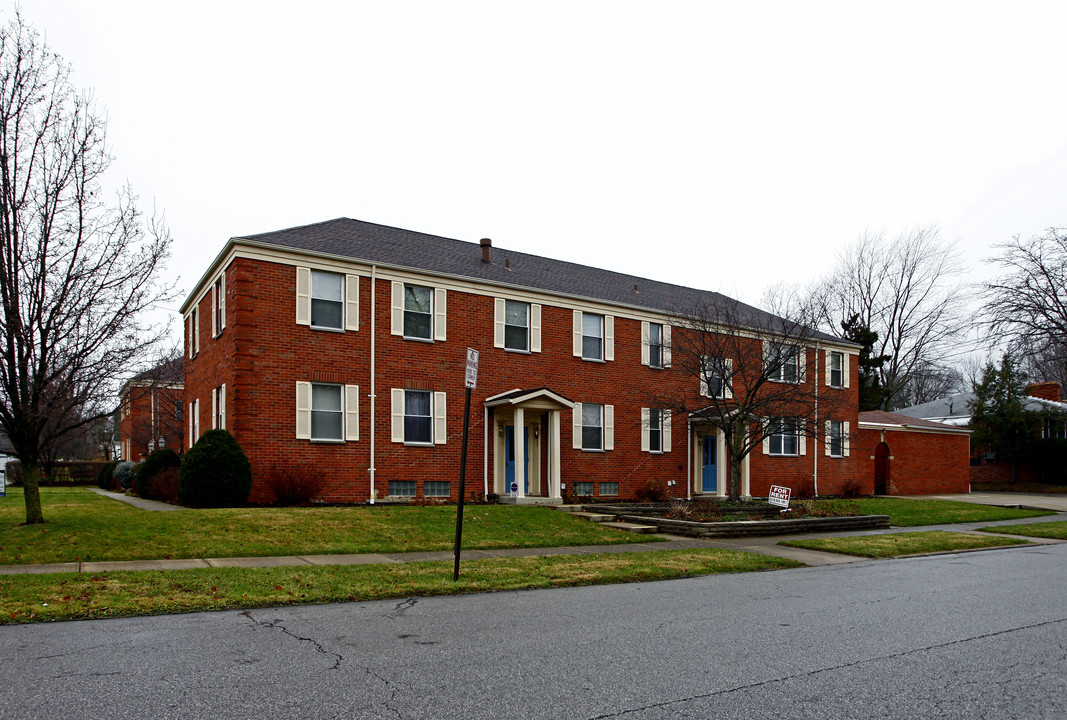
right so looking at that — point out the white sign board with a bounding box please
[464,348,479,389]
[768,484,791,508]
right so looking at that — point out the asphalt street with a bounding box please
[2,542,1065,719]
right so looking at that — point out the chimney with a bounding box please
[1026,381,1062,403]
[480,238,491,263]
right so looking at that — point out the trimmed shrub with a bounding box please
[635,478,668,502]
[179,429,252,508]
[263,463,324,506]
[148,467,181,504]
[112,461,138,491]
[96,460,119,490]
[136,448,181,500]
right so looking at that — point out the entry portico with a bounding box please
[484,388,573,503]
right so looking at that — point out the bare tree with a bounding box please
[984,228,1067,387]
[0,15,174,524]
[650,297,852,500]
[807,225,969,410]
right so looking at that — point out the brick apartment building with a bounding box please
[179,218,863,504]
[117,358,185,462]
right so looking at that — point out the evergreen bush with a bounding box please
[179,429,252,508]
[112,461,138,490]
[136,448,181,500]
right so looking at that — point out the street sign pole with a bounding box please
[454,348,478,581]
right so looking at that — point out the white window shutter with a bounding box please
[572,310,583,356]
[493,298,505,348]
[345,385,359,441]
[186,315,192,359]
[434,288,447,341]
[798,349,807,382]
[390,282,404,335]
[663,325,672,367]
[345,275,360,331]
[640,408,650,452]
[799,421,807,455]
[219,272,226,330]
[844,421,850,457]
[295,382,311,439]
[295,267,311,326]
[188,401,194,446]
[433,391,447,444]
[572,403,582,449]
[663,411,672,452]
[699,356,709,397]
[825,351,832,386]
[762,427,770,455]
[220,384,226,431]
[212,387,218,430]
[604,316,615,361]
[390,389,404,442]
[844,355,851,388]
[531,304,542,353]
[605,404,614,450]
[725,358,734,399]
[211,283,218,337]
[193,308,200,355]
[640,322,650,366]
[824,420,832,456]
[193,398,200,440]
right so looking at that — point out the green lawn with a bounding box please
[780,531,1031,558]
[0,487,657,565]
[0,549,802,624]
[977,521,1067,540]
[851,498,1051,526]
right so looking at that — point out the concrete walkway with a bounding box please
[907,491,1067,513]
[86,487,183,511]
[2,512,1062,576]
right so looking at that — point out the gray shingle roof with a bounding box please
[237,218,849,344]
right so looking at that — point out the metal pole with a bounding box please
[453,385,472,581]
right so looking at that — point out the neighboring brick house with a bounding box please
[894,382,1067,485]
[117,359,185,462]
[179,218,862,504]
[855,411,972,495]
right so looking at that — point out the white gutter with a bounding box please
[369,265,377,504]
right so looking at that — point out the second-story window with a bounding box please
[648,323,663,368]
[768,344,799,383]
[311,271,344,329]
[404,285,433,340]
[504,300,529,351]
[829,351,843,388]
[582,313,604,361]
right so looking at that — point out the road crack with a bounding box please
[239,611,342,669]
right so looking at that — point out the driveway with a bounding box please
[909,491,1067,513]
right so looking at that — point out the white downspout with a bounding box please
[369,265,377,504]
[483,406,489,498]
[813,343,819,498]
[686,415,692,500]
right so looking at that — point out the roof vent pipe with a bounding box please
[480,238,491,263]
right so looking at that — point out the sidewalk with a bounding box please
[2,512,1062,576]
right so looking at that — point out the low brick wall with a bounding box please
[617,514,891,538]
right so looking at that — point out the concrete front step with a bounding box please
[600,521,659,534]
[570,511,616,523]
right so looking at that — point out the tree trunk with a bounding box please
[21,463,45,525]
[728,435,744,500]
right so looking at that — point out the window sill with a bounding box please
[580,448,606,453]
[310,438,345,444]
[403,441,435,447]
[310,325,345,333]
[504,347,532,354]
[403,336,435,344]
[767,378,801,385]
[581,357,606,363]
[768,453,800,457]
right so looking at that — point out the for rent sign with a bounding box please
[768,484,791,508]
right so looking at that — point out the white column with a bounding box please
[515,406,526,499]
[549,410,561,499]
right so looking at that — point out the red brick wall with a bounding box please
[853,426,970,495]
[184,255,863,503]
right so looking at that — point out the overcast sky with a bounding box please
[15,1,1067,340]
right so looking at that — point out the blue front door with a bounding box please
[505,425,530,494]
[701,435,717,493]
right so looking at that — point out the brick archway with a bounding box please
[874,442,890,495]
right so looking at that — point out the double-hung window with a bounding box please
[311,384,344,441]
[404,285,433,340]
[311,271,344,330]
[504,300,529,351]
[404,389,433,444]
[701,357,731,399]
[648,323,663,368]
[768,344,799,383]
[582,313,604,361]
[829,351,843,388]
[648,408,663,452]
[582,402,604,450]
[768,418,800,456]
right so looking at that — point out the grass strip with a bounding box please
[0,549,801,624]
[851,498,1050,527]
[0,488,656,565]
[780,530,1030,558]
[977,521,1067,540]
